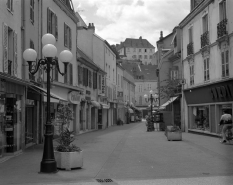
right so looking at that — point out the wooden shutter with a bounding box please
[47,8,51,33]
[69,64,73,85]
[64,23,67,47]
[80,67,83,85]
[86,69,89,87]
[13,31,17,76]
[89,70,92,88]
[55,14,58,39]
[3,23,8,73]
[83,68,86,86]
[69,27,72,49]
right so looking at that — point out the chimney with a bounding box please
[88,23,95,32]
[139,36,142,39]
[160,31,163,40]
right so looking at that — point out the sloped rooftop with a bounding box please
[117,37,155,51]
[120,62,158,81]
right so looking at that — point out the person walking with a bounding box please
[219,110,232,143]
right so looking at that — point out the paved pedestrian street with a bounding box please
[0,121,233,185]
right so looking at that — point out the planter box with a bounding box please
[167,131,182,141]
[54,150,83,170]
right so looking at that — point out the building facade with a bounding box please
[180,0,233,135]
[116,37,156,65]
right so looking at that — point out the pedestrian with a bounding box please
[219,110,232,143]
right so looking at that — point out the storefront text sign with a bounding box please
[68,91,81,104]
[210,84,233,99]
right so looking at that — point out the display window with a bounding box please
[190,106,210,131]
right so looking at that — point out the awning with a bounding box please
[128,108,134,113]
[30,85,67,102]
[91,100,101,109]
[159,96,178,109]
[100,103,110,109]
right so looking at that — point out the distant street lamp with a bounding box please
[144,90,159,131]
[23,33,73,173]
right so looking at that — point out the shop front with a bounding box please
[0,76,28,158]
[184,79,233,135]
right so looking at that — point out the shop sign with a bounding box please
[68,91,81,104]
[210,84,233,99]
[222,104,232,109]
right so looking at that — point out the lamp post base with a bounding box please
[40,161,58,173]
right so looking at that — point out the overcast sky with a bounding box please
[72,0,190,49]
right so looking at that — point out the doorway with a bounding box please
[25,106,34,146]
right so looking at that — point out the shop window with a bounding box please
[191,106,210,131]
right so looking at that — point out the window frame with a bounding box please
[7,0,13,12]
[204,58,210,82]
[219,0,227,21]
[30,0,35,24]
[221,50,229,78]
[190,64,195,85]
[64,23,72,49]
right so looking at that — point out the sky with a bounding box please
[72,0,190,49]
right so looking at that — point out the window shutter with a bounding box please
[13,31,17,76]
[55,14,58,39]
[70,64,73,85]
[69,27,72,49]
[3,23,8,73]
[82,68,85,85]
[64,23,67,47]
[89,70,92,88]
[47,8,51,33]
[86,69,89,87]
[80,67,83,85]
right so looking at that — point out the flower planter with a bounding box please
[167,131,182,141]
[54,150,83,170]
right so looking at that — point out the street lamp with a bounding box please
[144,90,159,131]
[23,33,73,173]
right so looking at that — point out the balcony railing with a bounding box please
[187,42,194,56]
[201,31,209,48]
[217,18,228,38]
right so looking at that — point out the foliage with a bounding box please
[55,104,81,152]
[170,125,181,132]
[159,77,182,100]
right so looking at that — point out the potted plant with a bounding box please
[54,103,83,170]
[166,125,182,141]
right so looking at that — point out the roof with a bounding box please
[76,47,105,73]
[116,37,155,51]
[120,62,158,81]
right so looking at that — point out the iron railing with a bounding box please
[217,19,228,38]
[187,42,194,56]
[201,31,209,48]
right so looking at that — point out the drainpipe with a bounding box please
[21,0,26,80]
[180,27,185,132]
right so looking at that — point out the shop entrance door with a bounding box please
[25,107,34,146]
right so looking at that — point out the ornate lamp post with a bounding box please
[144,90,159,131]
[23,34,73,173]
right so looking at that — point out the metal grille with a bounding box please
[96,179,114,183]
